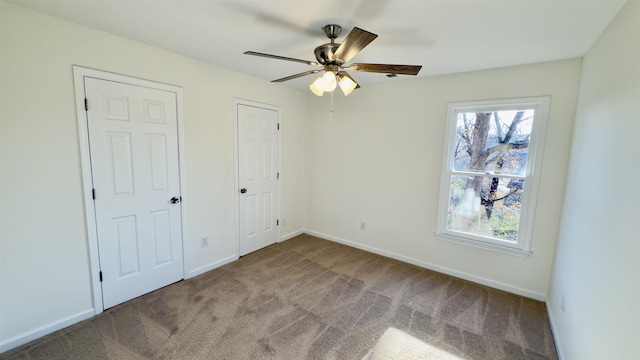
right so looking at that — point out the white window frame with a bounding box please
[436,96,550,257]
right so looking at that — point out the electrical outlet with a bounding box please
[201,237,209,248]
[360,222,366,231]
[561,295,566,312]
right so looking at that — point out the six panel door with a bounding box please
[85,78,184,309]
[237,103,279,256]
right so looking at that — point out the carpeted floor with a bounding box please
[1,234,558,359]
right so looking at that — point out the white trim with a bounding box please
[175,84,190,280]
[435,233,532,258]
[435,96,551,254]
[280,229,304,242]
[233,100,240,258]
[0,309,94,353]
[72,66,103,314]
[546,304,565,360]
[188,255,238,278]
[72,66,189,310]
[304,230,546,301]
[233,98,282,257]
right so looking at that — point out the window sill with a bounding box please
[435,233,532,258]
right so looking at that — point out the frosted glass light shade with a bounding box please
[309,77,325,96]
[338,75,357,96]
[320,71,337,91]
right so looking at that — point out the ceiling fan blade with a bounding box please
[347,63,422,75]
[332,27,378,64]
[244,51,319,66]
[272,70,322,82]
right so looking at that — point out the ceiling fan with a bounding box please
[244,24,422,96]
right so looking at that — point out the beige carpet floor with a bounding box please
[1,234,558,359]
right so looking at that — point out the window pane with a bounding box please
[446,175,524,242]
[453,110,534,176]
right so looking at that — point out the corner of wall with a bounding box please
[545,301,565,360]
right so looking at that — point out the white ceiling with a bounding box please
[7,0,627,91]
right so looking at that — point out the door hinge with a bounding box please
[277,219,279,226]
[92,188,96,200]
[277,123,280,130]
[99,271,103,282]
[84,98,89,111]
[277,172,280,179]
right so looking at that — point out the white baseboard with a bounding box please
[187,255,238,278]
[0,308,95,354]
[187,229,307,279]
[304,230,546,301]
[546,305,565,360]
[280,229,304,242]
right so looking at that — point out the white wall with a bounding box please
[548,0,640,358]
[0,2,308,350]
[306,59,582,299]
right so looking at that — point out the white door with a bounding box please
[85,77,184,309]
[237,103,280,256]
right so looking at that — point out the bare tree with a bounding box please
[457,111,529,219]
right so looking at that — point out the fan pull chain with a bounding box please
[329,91,334,117]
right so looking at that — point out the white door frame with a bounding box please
[233,98,282,256]
[73,66,189,314]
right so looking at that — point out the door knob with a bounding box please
[240,188,247,194]
[170,196,181,204]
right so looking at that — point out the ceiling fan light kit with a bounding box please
[309,71,358,97]
[244,24,422,98]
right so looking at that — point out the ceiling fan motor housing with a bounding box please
[314,43,341,65]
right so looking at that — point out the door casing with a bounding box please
[233,98,281,256]
[73,66,189,314]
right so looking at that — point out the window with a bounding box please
[436,97,550,256]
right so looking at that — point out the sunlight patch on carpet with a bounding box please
[362,327,463,360]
